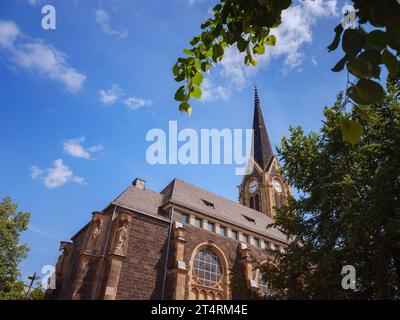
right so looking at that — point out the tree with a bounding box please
[260,80,400,299]
[28,286,45,300]
[173,0,400,141]
[0,197,30,300]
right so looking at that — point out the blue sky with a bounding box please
[0,0,349,284]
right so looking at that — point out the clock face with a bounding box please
[272,179,282,193]
[248,179,258,193]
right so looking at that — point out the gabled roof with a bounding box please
[113,184,167,217]
[166,179,287,243]
[112,178,288,244]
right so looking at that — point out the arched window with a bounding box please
[249,196,254,209]
[189,244,229,300]
[193,248,222,287]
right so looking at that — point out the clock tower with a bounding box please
[239,87,290,219]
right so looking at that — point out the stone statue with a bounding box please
[114,217,129,253]
[86,218,102,251]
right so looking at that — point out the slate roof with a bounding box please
[112,178,288,244]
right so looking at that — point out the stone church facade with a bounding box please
[48,89,291,300]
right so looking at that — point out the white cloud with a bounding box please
[63,137,103,159]
[0,20,19,48]
[188,0,205,6]
[99,84,123,104]
[95,9,128,39]
[200,78,231,102]
[0,20,86,93]
[217,0,338,86]
[30,159,85,189]
[311,56,318,66]
[30,165,43,179]
[26,0,42,5]
[123,97,153,110]
[269,0,338,69]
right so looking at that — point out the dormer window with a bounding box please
[242,214,256,224]
[202,199,215,209]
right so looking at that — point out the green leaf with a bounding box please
[189,36,200,46]
[328,24,343,52]
[174,73,185,82]
[212,44,224,61]
[382,49,399,77]
[354,79,385,105]
[237,38,247,52]
[174,86,186,102]
[178,102,192,115]
[265,35,276,46]
[366,30,387,50]
[183,49,193,56]
[250,58,258,66]
[254,43,265,55]
[347,57,373,78]
[192,72,204,86]
[191,85,202,99]
[348,85,368,105]
[201,62,208,72]
[354,105,375,123]
[172,64,180,76]
[331,55,348,72]
[339,117,363,145]
[342,29,365,57]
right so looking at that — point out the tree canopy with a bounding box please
[0,197,30,300]
[261,80,400,299]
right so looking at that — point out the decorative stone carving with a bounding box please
[86,218,103,252]
[113,216,130,254]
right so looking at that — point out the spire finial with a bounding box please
[254,85,260,105]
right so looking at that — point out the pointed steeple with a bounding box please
[252,86,274,170]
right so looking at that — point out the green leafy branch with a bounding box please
[172,0,290,114]
[173,0,400,144]
[329,0,400,143]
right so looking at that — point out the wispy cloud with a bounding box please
[123,97,153,110]
[99,84,123,105]
[30,165,43,179]
[200,78,231,102]
[0,20,86,93]
[63,137,103,159]
[95,9,128,39]
[28,223,68,240]
[25,0,43,5]
[30,159,86,189]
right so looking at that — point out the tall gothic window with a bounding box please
[249,196,254,209]
[255,194,260,211]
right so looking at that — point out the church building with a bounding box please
[48,89,291,300]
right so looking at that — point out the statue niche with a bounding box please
[113,216,130,255]
[86,217,103,253]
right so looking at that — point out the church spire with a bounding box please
[252,86,274,170]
